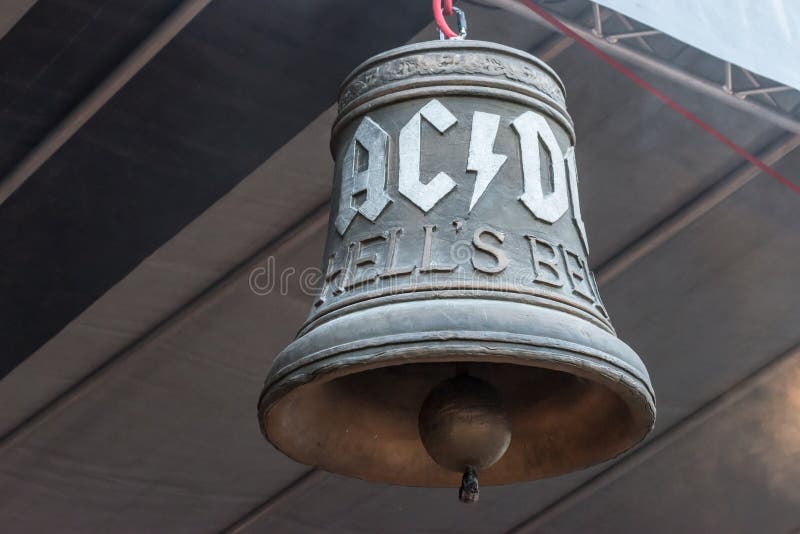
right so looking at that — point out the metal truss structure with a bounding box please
[492,0,800,135]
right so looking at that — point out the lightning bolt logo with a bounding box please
[467,111,507,212]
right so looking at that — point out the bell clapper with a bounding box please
[418,373,511,503]
[455,368,480,504]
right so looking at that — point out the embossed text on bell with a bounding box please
[258,40,656,499]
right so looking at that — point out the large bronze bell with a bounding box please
[258,40,655,499]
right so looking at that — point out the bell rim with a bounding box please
[338,39,567,104]
[258,335,655,487]
[261,330,655,409]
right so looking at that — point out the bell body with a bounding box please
[259,40,655,487]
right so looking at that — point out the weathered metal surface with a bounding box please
[258,40,656,488]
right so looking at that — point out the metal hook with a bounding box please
[438,6,467,40]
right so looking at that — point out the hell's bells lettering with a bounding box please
[318,99,607,319]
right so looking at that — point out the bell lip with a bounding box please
[260,332,656,416]
[264,296,651,397]
[337,39,567,102]
[259,339,655,487]
[258,298,656,487]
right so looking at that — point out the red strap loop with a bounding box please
[443,0,453,15]
[433,0,457,39]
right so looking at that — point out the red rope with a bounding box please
[433,0,457,38]
[518,0,800,196]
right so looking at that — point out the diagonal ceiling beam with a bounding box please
[221,469,329,534]
[0,0,214,205]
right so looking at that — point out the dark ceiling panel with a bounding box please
[0,0,430,378]
[0,0,183,175]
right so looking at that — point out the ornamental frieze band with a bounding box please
[339,48,566,112]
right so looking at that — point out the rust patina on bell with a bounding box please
[258,40,656,496]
